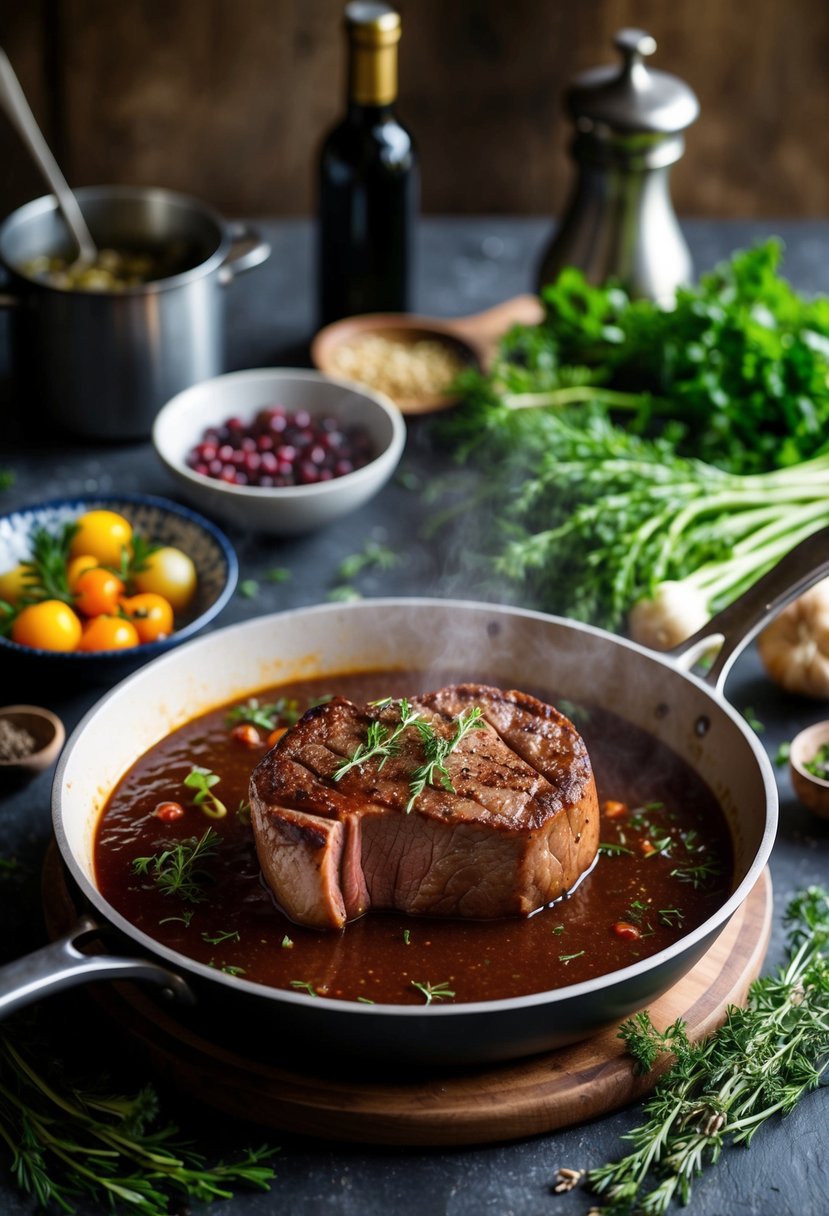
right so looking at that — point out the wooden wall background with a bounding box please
[2,0,829,223]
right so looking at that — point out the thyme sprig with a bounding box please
[587,886,829,1214]
[131,829,220,904]
[332,697,422,780]
[405,706,486,812]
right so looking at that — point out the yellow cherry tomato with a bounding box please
[11,600,83,651]
[133,547,197,613]
[119,592,174,643]
[0,564,32,604]
[66,554,99,591]
[69,510,133,567]
[73,567,126,617]
[77,615,140,652]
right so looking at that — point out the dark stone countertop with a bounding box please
[1,217,828,1215]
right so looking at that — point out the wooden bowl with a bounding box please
[789,721,829,818]
[0,704,65,781]
[311,295,544,416]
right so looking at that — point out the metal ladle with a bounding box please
[0,48,97,266]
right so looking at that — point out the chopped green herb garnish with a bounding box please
[183,765,227,819]
[558,951,586,964]
[357,996,376,1004]
[159,911,194,928]
[658,907,685,928]
[403,929,411,945]
[220,964,245,976]
[743,706,764,733]
[238,579,259,599]
[225,697,301,731]
[201,929,240,945]
[281,936,294,949]
[598,842,634,857]
[290,980,317,997]
[411,980,455,1005]
[551,923,565,935]
[263,567,291,583]
[670,857,722,889]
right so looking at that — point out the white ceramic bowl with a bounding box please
[152,368,407,535]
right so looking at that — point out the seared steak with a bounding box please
[249,683,599,931]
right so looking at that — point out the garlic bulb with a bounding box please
[627,581,710,651]
[757,578,829,698]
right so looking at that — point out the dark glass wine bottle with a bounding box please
[317,2,418,327]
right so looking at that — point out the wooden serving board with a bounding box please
[43,853,771,1147]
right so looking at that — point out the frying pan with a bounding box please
[2,531,827,1066]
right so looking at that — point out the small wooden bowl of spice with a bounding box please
[0,705,65,782]
[789,720,829,818]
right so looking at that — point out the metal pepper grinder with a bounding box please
[537,29,700,304]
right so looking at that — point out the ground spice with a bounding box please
[0,719,38,761]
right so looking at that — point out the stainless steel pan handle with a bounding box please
[0,914,194,1019]
[669,525,829,694]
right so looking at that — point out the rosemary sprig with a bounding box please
[0,1026,275,1213]
[587,886,829,1214]
[332,698,422,780]
[131,828,220,903]
[405,706,486,812]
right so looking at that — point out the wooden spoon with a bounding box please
[311,294,544,415]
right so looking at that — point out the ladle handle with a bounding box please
[669,526,829,694]
[0,48,97,263]
[0,915,194,1019]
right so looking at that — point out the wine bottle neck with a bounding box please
[345,4,401,106]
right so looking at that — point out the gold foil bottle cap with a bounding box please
[344,3,401,104]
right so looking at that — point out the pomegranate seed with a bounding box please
[184,407,376,491]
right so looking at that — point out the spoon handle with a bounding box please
[0,48,97,263]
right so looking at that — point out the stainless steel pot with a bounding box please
[0,186,270,440]
[2,532,827,1066]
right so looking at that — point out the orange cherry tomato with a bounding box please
[77,615,140,652]
[69,510,133,567]
[11,600,83,651]
[73,567,125,617]
[67,554,100,591]
[118,592,175,644]
[230,722,263,748]
[0,564,32,605]
[613,921,642,941]
[154,801,186,822]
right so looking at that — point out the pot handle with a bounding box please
[0,914,194,1019]
[668,526,829,695]
[218,220,271,286]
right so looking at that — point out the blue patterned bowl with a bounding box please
[0,494,238,681]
